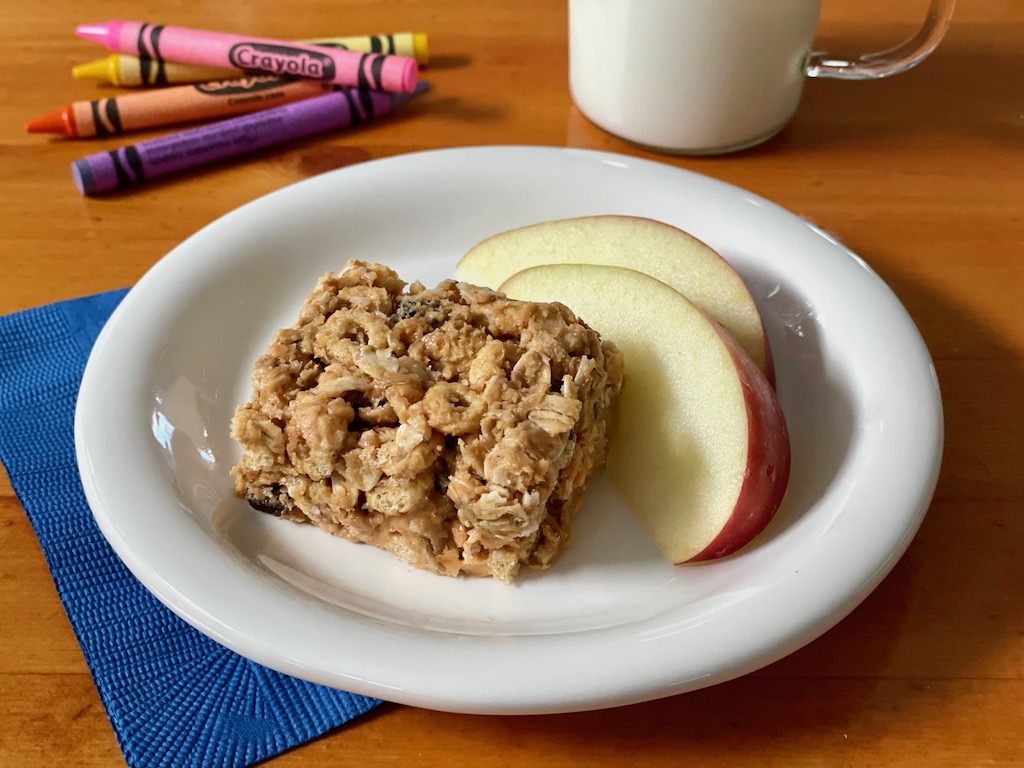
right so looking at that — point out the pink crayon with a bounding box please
[71,82,428,196]
[75,21,418,94]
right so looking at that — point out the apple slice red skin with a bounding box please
[762,328,777,390]
[684,323,791,562]
[498,261,790,564]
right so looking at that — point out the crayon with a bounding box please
[71,81,428,196]
[75,21,418,93]
[26,75,337,137]
[72,34,430,87]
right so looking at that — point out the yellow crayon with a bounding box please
[72,32,429,86]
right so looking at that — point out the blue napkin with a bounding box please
[0,290,382,768]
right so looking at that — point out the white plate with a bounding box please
[75,146,943,714]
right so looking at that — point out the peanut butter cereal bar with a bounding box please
[230,260,623,582]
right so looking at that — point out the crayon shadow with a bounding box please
[425,97,508,123]
[427,53,473,71]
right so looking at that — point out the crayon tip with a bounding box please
[412,33,429,66]
[72,56,117,84]
[25,108,73,136]
[75,22,113,47]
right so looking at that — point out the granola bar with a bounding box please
[230,260,623,582]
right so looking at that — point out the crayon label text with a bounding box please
[194,75,290,96]
[228,43,336,80]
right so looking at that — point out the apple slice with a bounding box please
[458,215,774,384]
[500,263,790,563]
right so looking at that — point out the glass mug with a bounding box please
[568,0,956,154]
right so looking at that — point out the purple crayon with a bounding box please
[72,82,428,196]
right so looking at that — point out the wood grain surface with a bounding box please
[2,0,1022,765]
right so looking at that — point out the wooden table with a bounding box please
[2,0,1022,765]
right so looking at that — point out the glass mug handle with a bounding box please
[805,0,956,79]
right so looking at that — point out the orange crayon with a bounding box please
[25,74,335,138]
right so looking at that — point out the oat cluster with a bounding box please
[231,261,623,582]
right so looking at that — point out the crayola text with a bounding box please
[228,43,336,80]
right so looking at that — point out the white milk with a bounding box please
[568,0,824,153]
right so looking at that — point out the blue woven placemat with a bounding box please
[0,290,382,768]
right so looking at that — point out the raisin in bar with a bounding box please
[230,260,623,582]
